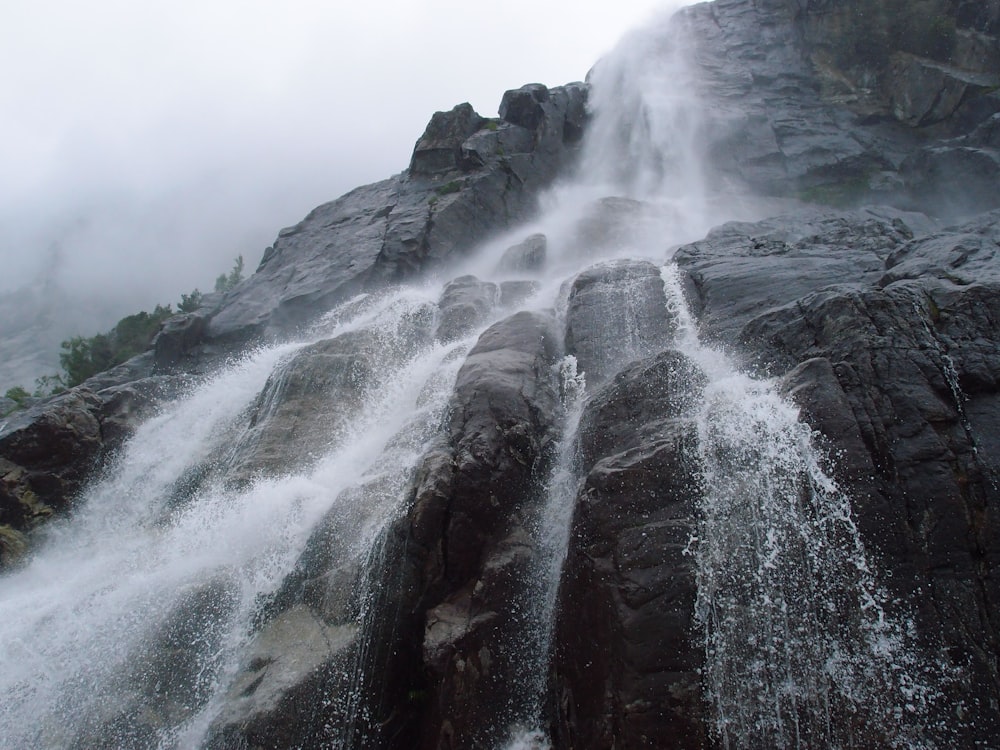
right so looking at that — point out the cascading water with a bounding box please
[660,266,949,748]
[0,2,954,747]
[496,5,949,747]
[0,290,486,749]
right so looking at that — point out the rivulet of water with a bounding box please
[661,265,949,749]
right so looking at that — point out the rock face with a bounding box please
[553,352,708,749]
[683,0,1000,211]
[676,208,1000,743]
[3,0,1000,747]
[404,310,561,747]
[205,83,587,345]
[0,376,170,564]
[564,260,676,387]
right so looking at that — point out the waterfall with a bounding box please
[0,291,484,748]
[660,266,948,749]
[0,2,954,748]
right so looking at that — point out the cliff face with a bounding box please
[2,0,1000,747]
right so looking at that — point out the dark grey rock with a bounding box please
[553,351,707,748]
[680,208,1000,745]
[435,275,499,343]
[673,207,929,347]
[577,350,708,467]
[207,83,588,346]
[902,144,1000,216]
[888,54,1000,127]
[402,310,561,747]
[410,103,487,175]
[564,260,678,387]
[880,208,1000,284]
[0,389,103,537]
[678,0,1000,204]
[224,328,406,483]
[153,313,207,371]
[499,83,551,131]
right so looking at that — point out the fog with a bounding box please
[1,0,675,328]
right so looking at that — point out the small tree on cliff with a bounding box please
[215,255,244,293]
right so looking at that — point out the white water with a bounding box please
[0,3,949,749]
[0,292,483,748]
[501,5,948,747]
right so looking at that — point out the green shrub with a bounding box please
[4,386,30,405]
[178,288,203,312]
[59,304,174,387]
[435,181,462,196]
[214,255,245,293]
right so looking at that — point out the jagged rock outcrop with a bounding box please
[205,83,587,345]
[434,275,499,342]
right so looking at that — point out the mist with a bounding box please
[0,0,674,387]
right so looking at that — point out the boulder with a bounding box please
[435,276,499,343]
[499,84,551,131]
[495,233,547,273]
[153,313,207,371]
[0,389,104,531]
[410,103,487,175]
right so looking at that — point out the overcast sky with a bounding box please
[0,0,686,327]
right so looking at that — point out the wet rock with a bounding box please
[673,207,929,348]
[564,260,677,387]
[498,280,539,308]
[97,376,177,447]
[410,103,487,175]
[687,208,1000,745]
[496,233,547,273]
[679,0,1000,202]
[435,275,499,343]
[207,84,587,345]
[554,350,707,749]
[499,84,551,131]
[0,389,104,531]
[902,143,1000,215]
[888,53,1000,127]
[204,606,355,748]
[578,350,708,467]
[225,331,383,482]
[153,312,207,371]
[403,310,561,747]
[879,209,1000,284]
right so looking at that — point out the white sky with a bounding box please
[0,0,687,322]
